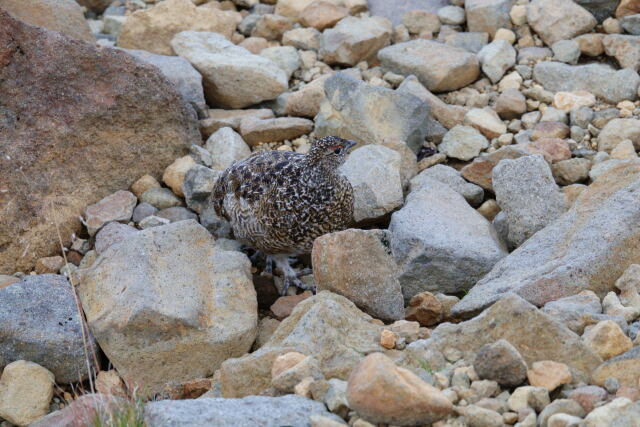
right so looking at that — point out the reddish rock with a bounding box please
[34,255,65,274]
[30,394,124,427]
[405,291,443,326]
[568,386,608,413]
[525,138,572,163]
[0,11,200,274]
[531,122,570,140]
[270,291,313,320]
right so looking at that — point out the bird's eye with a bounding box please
[333,147,343,154]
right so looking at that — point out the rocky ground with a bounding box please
[2,0,640,425]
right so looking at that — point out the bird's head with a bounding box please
[307,136,357,169]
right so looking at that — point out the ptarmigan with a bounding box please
[211,136,356,294]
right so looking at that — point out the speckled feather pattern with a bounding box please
[212,137,355,255]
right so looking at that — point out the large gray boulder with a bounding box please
[533,62,640,103]
[416,294,602,383]
[389,178,507,302]
[79,220,257,396]
[171,31,288,108]
[314,72,430,153]
[453,160,640,318]
[492,155,566,248]
[144,395,344,427]
[0,275,94,383]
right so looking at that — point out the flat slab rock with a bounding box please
[144,395,344,427]
[453,160,640,319]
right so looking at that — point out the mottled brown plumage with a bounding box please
[212,136,356,293]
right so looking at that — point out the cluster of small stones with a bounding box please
[4,0,640,425]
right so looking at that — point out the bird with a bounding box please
[211,135,356,295]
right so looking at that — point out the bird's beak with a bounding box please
[344,140,357,152]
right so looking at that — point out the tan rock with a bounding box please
[95,370,127,399]
[597,119,640,153]
[553,91,596,112]
[240,117,314,146]
[162,155,196,197]
[402,10,440,35]
[583,320,632,360]
[397,76,468,129]
[592,346,640,387]
[118,0,238,55]
[0,0,94,42]
[131,175,161,198]
[380,330,398,349]
[272,355,323,392]
[0,360,55,426]
[252,14,294,41]
[285,75,330,118]
[611,140,639,160]
[301,1,349,30]
[239,36,270,54]
[603,34,640,71]
[254,317,281,350]
[477,199,501,221]
[200,109,275,138]
[563,184,588,206]
[461,145,528,191]
[282,27,322,51]
[464,108,507,139]
[575,34,605,57]
[531,122,570,140]
[320,16,392,66]
[616,0,640,17]
[34,256,65,274]
[495,89,526,119]
[313,229,404,322]
[346,353,453,426]
[527,361,572,391]
[405,291,443,327]
[270,292,313,320]
[527,0,597,46]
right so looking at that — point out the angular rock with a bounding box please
[405,292,443,327]
[508,386,550,412]
[460,145,529,191]
[410,165,484,207]
[301,1,349,30]
[346,353,453,426]
[0,0,94,42]
[285,75,330,118]
[582,398,640,426]
[439,125,489,161]
[252,14,294,41]
[260,46,300,80]
[314,72,430,152]
[453,160,640,318]
[389,178,507,301]
[568,385,608,413]
[79,220,257,396]
[495,88,526,119]
[552,39,581,65]
[205,127,251,171]
[30,394,123,427]
[319,16,392,66]
[396,75,469,130]
[240,117,314,146]
[425,295,602,383]
[171,31,288,109]
[583,320,633,360]
[465,0,514,37]
[541,292,611,334]
[492,155,566,247]
[94,222,138,254]
[597,118,640,152]
[270,293,313,321]
[219,292,384,397]
[477,40,517,83]
[0,275,93,383]
[183,165,220,214]
[0,11,200,274]
[473,339,528,388]
[527,361,572,391]
[464,108,507,140]
[527,0,597,45]
[592,346,640,387]
[282,27,322,51]
[602,35,640,71]
[313,229,404,322]
[403,10,441,34]
[200,109,275,138]
[163,156,196,198]
[156,207,198,223]
[145,395,343,426]
[339,145,403,222]
[0,360,55,426]
[533,61,640,103]
[122,48,208,119]
[575,0,620,22]
[118,0,238,55]
[378,39,480,92]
